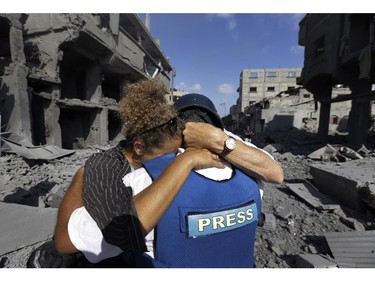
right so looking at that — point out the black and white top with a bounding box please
[82,141,147,253]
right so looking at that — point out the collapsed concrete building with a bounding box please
[242,76,356,135]
[238,68,303,113]
[298,14,375,147]
[0,13,174,149]
[235,67,356,136]
[233,15,375,148]
[235,68,305,132]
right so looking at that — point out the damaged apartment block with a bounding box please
[0,14,174,149]
[298,14,375,147]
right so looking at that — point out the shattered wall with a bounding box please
[244,87,354,134]
[237,67,356,136]
[0,14,31,142]
[239,68,302,113]
[298,14,375,147]
[0,13,173,149]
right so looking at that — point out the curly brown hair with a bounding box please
[118,79,184,153]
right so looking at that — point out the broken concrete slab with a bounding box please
[277,207,293,219]
[310,158,375,212]
[262,143,284,154]
[308,144,364,162]
[44,183,69,208]
[0,132,34,148]
[270,244,283,257]
[2,138,75,160]
[262,213,277,231]
[339,217,365,231]
[324,230,375,268]
[361,183,375,209]
[0,202,57,256]
[286,181,340,211]
[307,245,318,254]
[308,144,338,161]
[278,152,294,161]
[357,144,371,157]
[338,146,364,160]
[296,254,338,268]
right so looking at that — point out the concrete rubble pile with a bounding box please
[252,128,375,268]
[0,142,111,267]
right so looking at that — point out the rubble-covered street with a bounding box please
[1,128,374,268]
[1,13,375,270]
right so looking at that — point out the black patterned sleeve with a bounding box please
[82,147,147,252]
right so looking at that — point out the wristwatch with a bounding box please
[220,137,236,157]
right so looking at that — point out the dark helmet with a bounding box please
[173,93,224,129]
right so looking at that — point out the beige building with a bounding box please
[167,89,188,105]
[244,86,353,135]
[236,67,360,136]
[238,68,302,112]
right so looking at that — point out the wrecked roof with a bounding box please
[1,137,75,160]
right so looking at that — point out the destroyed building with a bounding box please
[0,13,174,149]
[235,68,353,134]
[245,85,374,135]
[238,68,303,112]
[234,14,375,148]
[298,14,375,147]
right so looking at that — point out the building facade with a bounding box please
[236,67,360,137]
[298,14,375,146]
[168,89,188,105]
[0,14,174,149]
[238,68,302,112]
[244,86,353,135]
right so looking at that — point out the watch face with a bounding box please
[226,138,236,150]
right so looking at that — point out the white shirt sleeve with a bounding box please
[67,168,156,263]
[68,206,122,263]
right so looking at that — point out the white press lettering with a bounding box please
[198,218,211,232]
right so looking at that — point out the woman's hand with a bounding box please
[179,147,225,170]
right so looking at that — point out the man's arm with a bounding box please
[54,167,84,253]
[182,122,284,184]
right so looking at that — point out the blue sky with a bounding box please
[138,13,306,116]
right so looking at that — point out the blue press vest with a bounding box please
[136,152,262,268]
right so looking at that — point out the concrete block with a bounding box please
[0,202,57,256]
[270,245,283,257]
[310,158,375,211]
[263,143,284,154]
[278,152,294,161]
[45,183,69,208]
[307,245,318,254]
[277,207,293,219]
[324,230,375,268]
[339,217,365,231]
[287,181,340,211]
[296,254,338,268]
[262,213,277,231]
